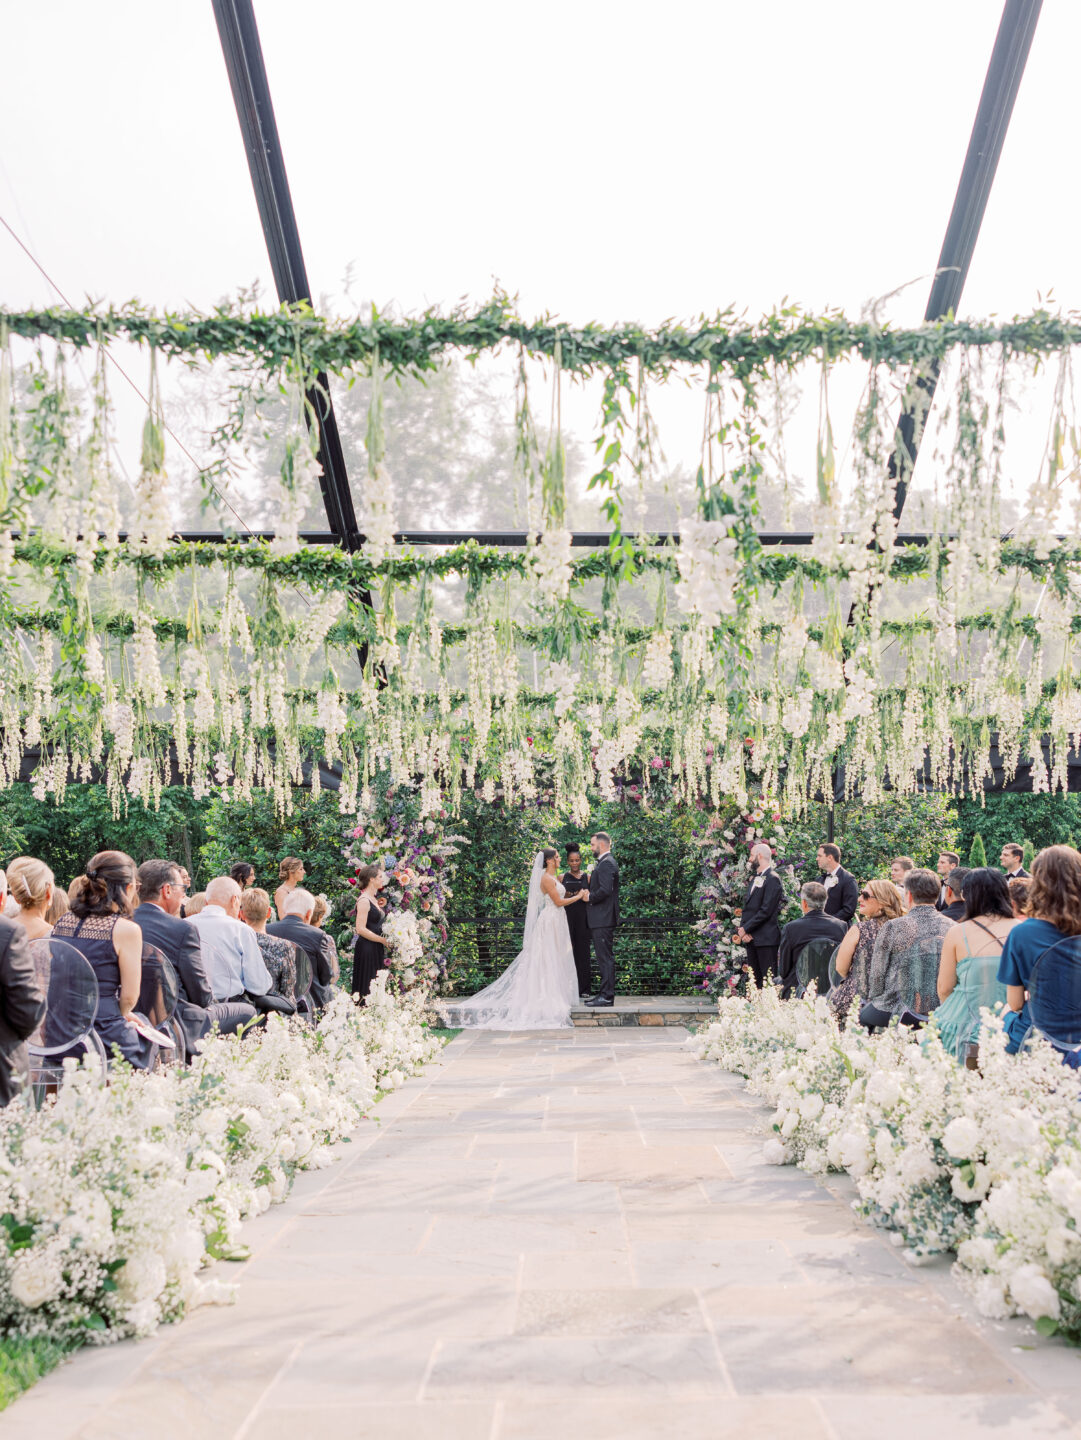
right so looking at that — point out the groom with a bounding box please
[584,831,620,1008]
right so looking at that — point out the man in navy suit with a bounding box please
[584,832,620,1007]
[133,860,255,1053]
[816,844,859,924]
[736,842,785,988]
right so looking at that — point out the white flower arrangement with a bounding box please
[0,989,440,1346]
[693,984,1081,1339]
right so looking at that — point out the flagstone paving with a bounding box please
[7,1027,1081,1439]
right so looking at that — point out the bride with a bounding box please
[439,848,586,1029]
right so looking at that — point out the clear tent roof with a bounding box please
[0,0,1077,542]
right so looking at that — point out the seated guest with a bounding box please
[53,851,152,1067]
[188,877,273,1008]
[185,892,207,917]
[45,882,70,928]
[776,882,847,997]
[239,888,298,1001]
[999,845,1081,1061]
[816,844,859,923]
[0,870,44,1107]
[942,867,971,923]
[134,860,255,1045]
[829,879,905,1023]
[67,875,87,908]
[7,857,55,941]
[230,862,256,892]
[930,867,1017,1060]
[889,856,915,887]
[860,868,954,1030]
[1008,876,1030,919]
[274,857,305,925]
[310,895,340,982]
[936,851,961,910]
[268,887,337,1008]
[1001,842,1029,880]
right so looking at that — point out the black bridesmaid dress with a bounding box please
[352,897,387,1003]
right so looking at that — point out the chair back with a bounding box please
[1028,933,1081,1057]
[26,938,99,1052]
[293,946,313,1005]
[796,938,836,998]
[137,943,179,1027]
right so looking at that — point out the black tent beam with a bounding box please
[887,0,1042,524]
[14,529,1060,548]
[211,0,362,554]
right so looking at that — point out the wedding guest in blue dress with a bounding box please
[998,845,1081,1065]
[929,868,1015,1060]
[52,850,151,1068]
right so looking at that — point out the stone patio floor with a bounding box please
[6,1026,1081,1439]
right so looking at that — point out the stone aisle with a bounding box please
[6,1027,1081,1439]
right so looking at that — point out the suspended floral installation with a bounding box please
[3,296,1081,818]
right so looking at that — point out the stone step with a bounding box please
[571,996,717,1027]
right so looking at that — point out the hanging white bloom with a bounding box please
[674,517,739,625]
[529,529,573,602]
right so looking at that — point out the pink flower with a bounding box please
[650,756,664,770]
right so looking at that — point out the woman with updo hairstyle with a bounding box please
[7,857,55,941]
[52,850,150,1067]
[352,864,389,1004]
[274,857,305,923]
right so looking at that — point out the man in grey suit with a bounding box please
[133,860,255,1053]
[0,871,45,1106]
[584,832,620,1008]
[267,888,337,1009]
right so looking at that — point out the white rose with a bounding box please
[942,1116,981,1160]
[1008,1263,1061,1322]
[762,1137,788,1165]
[781,1111,800,1138]
[798,1092,824,1120]
[865,1072,902,1109]
[196,1107,228,1137]
[9,1256,61,1309]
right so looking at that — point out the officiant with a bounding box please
[562,844,593,998]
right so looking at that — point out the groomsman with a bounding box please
[562,844,593,998]
[936,850,961,911]
[1000,843,1029,879]
[736,842,785,988]
[816,844,858,923]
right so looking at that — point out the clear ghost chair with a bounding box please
[135,943,184,1068]
[26,937,106,1102]
[292,947,315,1023]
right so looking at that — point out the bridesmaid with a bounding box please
[352,865,390,1003]
[274,857,305,921]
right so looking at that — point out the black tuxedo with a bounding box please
[1006,867,1030,880]
[776,910,847,997]
[740,867,784,988]
[562,870,592,996]
[822,866,859,924]
[268,916,337,1008]
[134,902,254,1050]
[586,851,620,1002]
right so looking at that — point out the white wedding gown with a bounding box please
[440,861,580,1030]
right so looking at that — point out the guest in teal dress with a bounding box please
[929,867,1017,1060]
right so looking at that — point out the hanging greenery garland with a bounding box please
[2,298,1081,818]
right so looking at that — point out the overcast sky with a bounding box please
[1,1,1077,520]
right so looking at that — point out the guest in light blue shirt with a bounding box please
[189,876,272,1002]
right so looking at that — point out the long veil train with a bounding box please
[439,852,579,1030]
